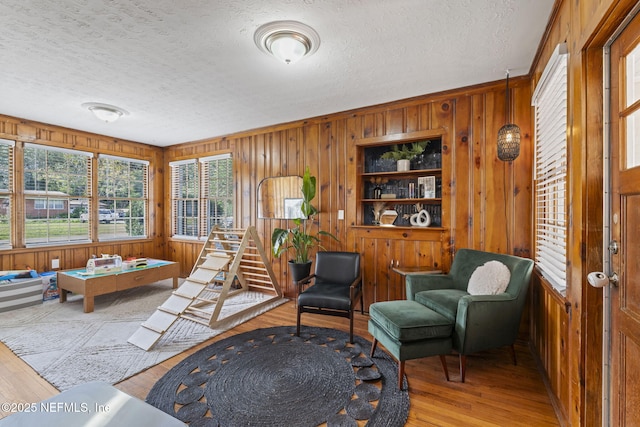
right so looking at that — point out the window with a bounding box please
[34,199,64,210]
[532,43,569,293]
[200,154,233,232]
[97,155,149,240]
[170,154,233,239]
[23,143,92,245]
[170,159,199,237]
[0,139,14,249]
[625,42,640,169]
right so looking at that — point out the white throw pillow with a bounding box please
[467,260,511,295]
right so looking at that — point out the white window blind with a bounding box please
[169,155,233,238]
[199,154,233,233]
[169,159,199,237]
[0,140,13,249]
[23,142,92,158]
[532,43,569,293]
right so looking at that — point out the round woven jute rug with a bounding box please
[146,326,409,426]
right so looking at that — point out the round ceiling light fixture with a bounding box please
[254,20,320,64]
[82,102,129,123]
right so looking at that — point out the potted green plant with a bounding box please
[380,141,429,171]
[271,166,338,282]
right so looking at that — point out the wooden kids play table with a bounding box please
[57,259,179,313]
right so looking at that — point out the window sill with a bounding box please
[534,267,568,305]
[169,235,201,242]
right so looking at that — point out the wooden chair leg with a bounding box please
[459,354,466,383]
[509,344,517,365]
[370,337,378,357]
[398,360,405,390]
[349,312,354,343]
[439,355,450,381]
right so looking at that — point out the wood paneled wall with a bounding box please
[165,80,533,299]
[0,78,532,304]
[0,116,167,272]
[528,0,640,426]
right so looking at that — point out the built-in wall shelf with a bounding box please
[356,133,443,228]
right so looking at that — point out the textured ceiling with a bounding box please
[0,0,555,147]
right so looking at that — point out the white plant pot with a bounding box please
[397,159,410,171]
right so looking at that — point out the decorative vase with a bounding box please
[379,209,399,226]
[397,159,410,171]
[410,209,431,227]
[373,185,382,199]
[288,260,312,284]
[372,209,382,225]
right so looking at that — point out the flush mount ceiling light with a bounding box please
[82,102,129,123]
[254,20,320,64]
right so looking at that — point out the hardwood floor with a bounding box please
[0,300,559,426]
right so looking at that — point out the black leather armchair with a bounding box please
[296,251,364,342]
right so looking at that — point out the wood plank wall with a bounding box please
[0,116,167,272]
[528,0,640,425]
[165,80,533,300]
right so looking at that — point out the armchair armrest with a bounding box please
[459,293,514,304]
[296,273,316,286]
[349,274,363,297]
[296,273,316,294]
[406,274,453,300]
[453,293,522,355]
[349,274,363,313]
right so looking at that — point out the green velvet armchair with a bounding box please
[406,249,534,382]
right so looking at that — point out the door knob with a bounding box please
[587,271,618,288]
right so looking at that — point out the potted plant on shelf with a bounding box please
[271,166,339,282]
[380,141,429,171]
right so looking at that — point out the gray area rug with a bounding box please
[147,326,410,427]
[0,280,286,391]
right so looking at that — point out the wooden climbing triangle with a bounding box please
[128,226,282,350]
